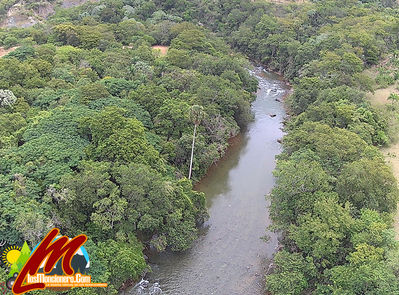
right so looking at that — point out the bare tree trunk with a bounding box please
[188,124,197,179]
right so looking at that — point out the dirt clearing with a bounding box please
[152,45,169,56]
[367,85,399,106]
[0,46,19,57]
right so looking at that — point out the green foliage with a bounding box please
[351,209,395,250]
[100,78,136,97]
[154,99,190,140]
[14,199,53,245]
[326,261,399,294]
[79,81,110,103]
[0,112,26,149]
[376,72,395,88]
[288,77,324,115]
[336,158,398,213]
[270,156,331,226]
[283,122,373,174]
[3,36,18,48]
[95,239,146,289]
[14,107,90,186]
[266,251,316,295]
[56,160,206,251]
[80,107,162,168]
[5,45,35,61]
[388,93,399,103]
[115,163,207,251]
[129,83,171,118]
[57,161,116,233]
[87,97,152,128]
[0,263,8,282]
[171,29,214,53]
[289,197,354,268]
[0,12,255,291]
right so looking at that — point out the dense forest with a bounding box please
[0,2,258,293]
[1,0,399,294]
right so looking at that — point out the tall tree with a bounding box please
[188,105,204,179]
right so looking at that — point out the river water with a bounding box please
[127,68,288,295]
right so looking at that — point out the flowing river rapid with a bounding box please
[126,68,289,295]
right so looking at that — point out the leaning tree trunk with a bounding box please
[188,124,197,180]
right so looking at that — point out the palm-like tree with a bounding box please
[188,105,204,179]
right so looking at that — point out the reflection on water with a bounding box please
[195,132,247,207]
[126,68,288,295]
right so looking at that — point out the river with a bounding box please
[127,68,289,295]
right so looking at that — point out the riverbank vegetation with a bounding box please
[196,0,399,293]
[127,0,399,293]
[0,3,258,292]
[128,0,399,292]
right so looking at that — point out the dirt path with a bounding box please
[0,46,19,57]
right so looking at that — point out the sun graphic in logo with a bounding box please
[2,245,21,267]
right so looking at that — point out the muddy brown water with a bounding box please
[126,68,289,295]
